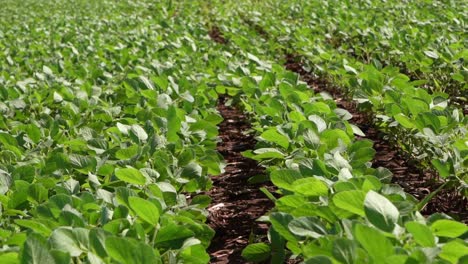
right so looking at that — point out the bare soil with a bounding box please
[206,96,274,263]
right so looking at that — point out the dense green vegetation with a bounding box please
[0,1,226,262]
[0,0,466,263]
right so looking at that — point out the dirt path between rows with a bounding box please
[206,95,274,263]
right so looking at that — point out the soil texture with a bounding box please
[207,96,274,263]
[209,26,228,44]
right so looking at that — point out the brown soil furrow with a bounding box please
[209,26,228,44]
[207,95,274,263]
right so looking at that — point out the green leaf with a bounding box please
[49,228,87,257]
[270,169,304,191]
[292,178,328,197]
[431,159,452,178]
[20,233,56,264]
[115,146,139,160]
[308,115,327,132]
[115,167,146,185]
[430,220,468,238]
[364,191,399,232]
[439,239,468,264]
[321,129,352,149]
[0,169,11,195]
[130,124,148,141]
[384,255,408,264]
[105,237,157,264]
[405,221,436,247]
[128,196,160,225]
[69,154,96,172]
[394,114,414,129]
[354,224,393,261]
[241,243,271,262]
[0,132,18,147]
[154,223,194,249]
[15,220,51,237]
[288,217,327,238]
[332,239,357,264]
[269,213,298,243]
[303,256,333,264]
[332,190,366,216]
[89,228,108,259]
[25,124,41,144]
[179,244,209,264]
[0,252,19,264]
[167,106,181,142]
[260,128,289,149]
[251,148,285,160]
[424,50,439,59]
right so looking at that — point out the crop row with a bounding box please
[207,0,468,194]
[0,0,467,263]
[0,0,228,263]
[198,17,468,264]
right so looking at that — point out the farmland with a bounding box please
[0,0,467,263]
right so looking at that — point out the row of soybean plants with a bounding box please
[246,0,468,98]
[199,3,468,263]
[210,0,468,194]
[0,0,228,263]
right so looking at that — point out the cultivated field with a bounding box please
[0,0,466,263]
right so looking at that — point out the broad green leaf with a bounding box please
[167,106,181,142]
[128,196,160,225]
[292,178,328,197]
[332,239,357,264]
[439,239,468,264]
[333,190,366,216]
[130,124,148,141]
[270,213,298,243]
[115,146,139,160]
[308,115,327,132]
[288,217,327,238]
[0,252,19,264]
[69,154,97,172]
[394,114,414,129]
[25,124,41,144]
[384,255,409,264]
[0,133,18,147]
[430,220,468,238]
[49,228,88,257]
[424,50,439,59]
[405,221,436,247]
[0,169,11,194]
[241,243,271,262]
[260,128,289,149]
[354,224,393,260]
[431,159,452,178]
[251,148,285,160]
[139,76,154,90]
[364,191,399,232]
[115,167,146,185]
[270,169,304,191]
[105,237,157,264]
[321,129,352,149]
[154,223,194,249]
[20,233,56,264]
[89,228,108,259]
[303,256,333,264]
[179,244,209,264]
[15,220,51,237]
